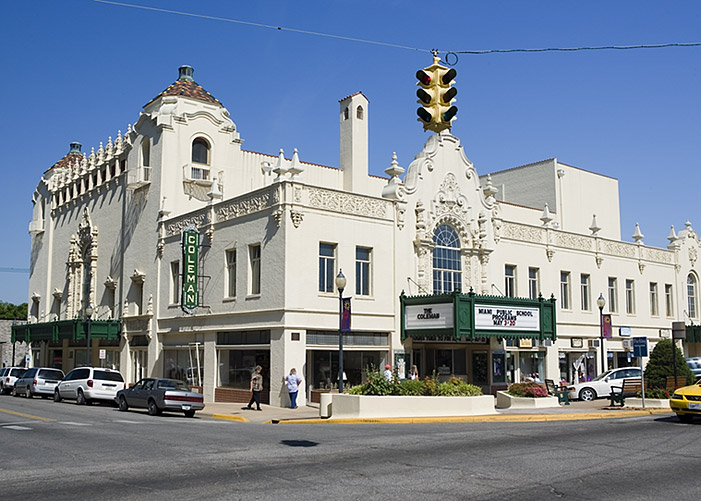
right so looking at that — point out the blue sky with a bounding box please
[1,0,699,305]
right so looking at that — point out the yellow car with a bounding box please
[670,379,701,423]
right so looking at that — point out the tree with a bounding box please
[0,301,27,320]
[644,339,693,388]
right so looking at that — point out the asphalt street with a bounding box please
[0,395,699,500]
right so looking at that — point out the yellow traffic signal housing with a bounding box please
[416,56,458,133]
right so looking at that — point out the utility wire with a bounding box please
[90,0,701,63]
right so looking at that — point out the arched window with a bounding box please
[432,224,461,293]
[356,105,364,120]
[689,274,698,319]
[343,107,349,120]
[141,138,150,167]
[192,137,210,165]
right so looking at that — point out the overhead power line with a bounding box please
[0,268,29,274]
[91,0,700,63]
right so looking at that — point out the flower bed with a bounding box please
[321,393,496,419]
[495,391,560,409]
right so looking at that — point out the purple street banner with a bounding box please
[341,297,351,332]
[602,314,612,338]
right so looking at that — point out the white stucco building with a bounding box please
[16,66,700,406]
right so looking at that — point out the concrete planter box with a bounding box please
[321,393,496,419]
[496,391,560,409]
[625,397,670,409]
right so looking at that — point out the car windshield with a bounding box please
[94,370,124,382]
[157,380,190,391]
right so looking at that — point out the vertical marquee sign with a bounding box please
[181,225,200,314]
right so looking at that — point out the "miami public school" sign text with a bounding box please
[474,305,540,331]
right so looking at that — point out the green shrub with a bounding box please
[508,383,548,398]
[640,387,669,399]
[346,384,366,395]
[397,379,426,396]
[436,376,483,396]
[644,339,694,388]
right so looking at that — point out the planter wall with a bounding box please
[625,397,670,409]
[495,391,560,409]
[325,393,496,419]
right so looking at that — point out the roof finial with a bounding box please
[178,65,194,82]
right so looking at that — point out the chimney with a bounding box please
[69,142,82,154]
[339,92,368,192]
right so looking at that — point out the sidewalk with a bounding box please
[200,398,673,425]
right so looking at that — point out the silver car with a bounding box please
[1,367,28,394]
[115,378,205,418]
[13,367,64,398]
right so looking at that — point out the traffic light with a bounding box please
[416,57,458,133]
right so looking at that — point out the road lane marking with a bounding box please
[60,422,92,426]
[0,408,56,422]
[113,420,150,424]
[3,425,32,430]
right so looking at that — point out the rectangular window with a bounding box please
[249,244,261,295]
[504,265,516,297]
[665,284,673,317]
[608,277,618,313]
[170,261,180,304]
[625,279,635,314]
[319,243,336,293]
[560,271,571,310]
[580,274,591,311]
[649,282,658,316]
[226,249,237,298]
[355,247,371,296]
[528,267,539,300]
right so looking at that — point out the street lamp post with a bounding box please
[335,270,347,394]
[85,305,94,367]
[597,293,606,375]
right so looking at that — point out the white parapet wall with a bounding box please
[495,391,561,409]
[324,393,496,419]
[625,398,671,409]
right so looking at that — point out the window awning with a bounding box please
[685,324,701,344]
[401,290,557,342]
[11,319,122,344]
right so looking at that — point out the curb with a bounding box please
[267,408,673,425]
[211,414,250,422]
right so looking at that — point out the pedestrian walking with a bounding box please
[282,368,302,409]
[247,365,263,411]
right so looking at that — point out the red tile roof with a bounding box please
[48,152,84,172]
[145,79,221,108]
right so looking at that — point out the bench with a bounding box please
[666,376,687,392]
[545,379,570,405]
[609,379,642,406]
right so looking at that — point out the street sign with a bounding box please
[633,337,648,358]
[672,321,686,340]
[99,349,106,360]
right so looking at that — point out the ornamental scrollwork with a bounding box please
[307,188,389,219]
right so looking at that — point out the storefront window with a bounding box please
[309,350,383,389]
[163,348,204,385]
[218,349,270,390]
[518,351,544,382]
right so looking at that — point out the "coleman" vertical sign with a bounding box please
[181,225,200,314]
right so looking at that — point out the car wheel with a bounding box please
[54,390,62,402]
[26,388,32,399]
[118,396,129,412]
[147,399,161,416]
[11,388,18,397]
[677,413,694,424]
[579,387,596,401]
[76,389,86,405]
[184,409,196,418]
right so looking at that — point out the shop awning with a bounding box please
[685,324,701,344]
[11,319,122,344]
[401,289,557,342]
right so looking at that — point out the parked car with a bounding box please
[13,367,64,398]
[54,367,125,405]
[686,357,701,380]
[670,379,701,423]
[567,367,642,401]
[115,378,204,418]
[1,367,28,395]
